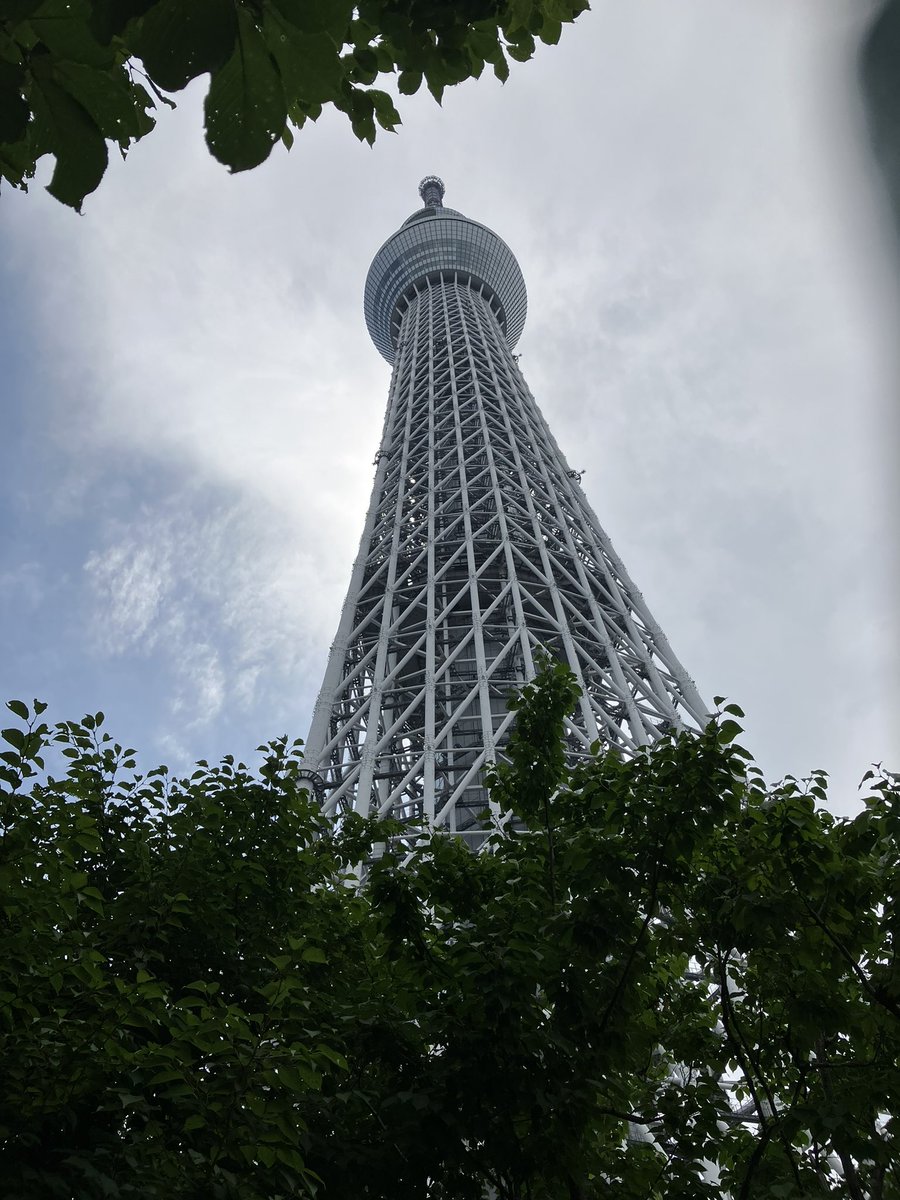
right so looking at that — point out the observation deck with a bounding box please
[363,177,528,363]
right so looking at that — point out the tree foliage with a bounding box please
[0,0,590,210]
[1,667,898,1198]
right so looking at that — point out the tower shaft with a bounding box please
[305,227,706,838]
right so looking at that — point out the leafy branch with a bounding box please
[0,0,590,209]
[0,670,898,1197]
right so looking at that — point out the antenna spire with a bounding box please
[418,175,445,207]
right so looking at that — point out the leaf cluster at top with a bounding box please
[0,0,590,209]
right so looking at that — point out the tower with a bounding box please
[304,178,706,841]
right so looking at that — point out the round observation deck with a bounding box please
[364,179,528,363]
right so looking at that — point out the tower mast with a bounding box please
[304,180,706,841]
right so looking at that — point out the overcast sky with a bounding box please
[1,0,897,815]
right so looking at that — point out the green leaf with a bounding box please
[350,44,378,85]
[54,61,155,144]
[1,0,46,22]
[2,727,25,750]
[717,719,742,745]
[369,88,400,132]
[148,1067,184,1086]
[262,6,343,105]
[205,6,285,171]
[279,1061,321,1091]
[77,888,105,913]
[346,86,376,143]
[425,75,445,105]
[5,700,28,722]
[271,0,353,45]
[506,39,534,63]
[0,62,28,144]
[88,0,157,43]
[130,0,237,93]
[397,69,421,95]
[538,16,562,45]
[183,1114,206,1131]
[28,0,115,69]
[467,22,503,65]
[316,1043,347,1069]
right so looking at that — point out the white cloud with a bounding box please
[85,535,173,655]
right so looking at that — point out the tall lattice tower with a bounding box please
[304,178,706,841]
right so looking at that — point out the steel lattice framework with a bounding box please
[304,179,707,840]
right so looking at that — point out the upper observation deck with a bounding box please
[363,177,528,363]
